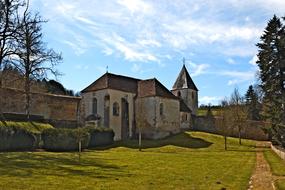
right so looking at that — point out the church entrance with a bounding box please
[121,98,129,140]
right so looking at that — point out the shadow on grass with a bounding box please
[0,152,127,179]
[95,132,213,150]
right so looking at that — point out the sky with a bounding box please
[29,0,285,105]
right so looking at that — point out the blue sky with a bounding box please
[29,0,285,105]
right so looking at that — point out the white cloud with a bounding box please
[117,0,153,14]
[227,58,235,65]
[187,61,210,77]
[220,70,255,86]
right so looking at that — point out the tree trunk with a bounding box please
[139,128,142,151]
[25,75,31,121]
[238,126,241,145]
[224,135,227,151]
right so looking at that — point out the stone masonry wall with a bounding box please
[0,88,81,127]
[193,115,269,141]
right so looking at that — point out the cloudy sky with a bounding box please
[30,0,285,105]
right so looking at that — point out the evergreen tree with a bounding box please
[244,85,261,120]
[256,15,285,145]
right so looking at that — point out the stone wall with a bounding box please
[0,87,81,127]
[271,143,285,160]
[135,96,180,139]
[82,89,136,141]
[193,115,269,141]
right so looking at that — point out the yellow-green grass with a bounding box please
[0,132,257,190]
[264,149,285,176]
[197,109,220,116]
[276,180,285,190]
[0,121,53,134]
[263,149,285,190]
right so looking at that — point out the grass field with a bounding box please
[264,149,285,190]
[197,109,220,116]
[0,132,257,190]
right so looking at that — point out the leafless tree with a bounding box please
[229,88,247,145]
[12,1,62,119]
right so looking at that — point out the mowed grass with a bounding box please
[263,149,285,190]
[0,132,257,190]
[264,149,285,176]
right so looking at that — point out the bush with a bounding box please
[0,121,53,151]
[42,128,90,151]
[85,126,114,147]
[0,123,36,151]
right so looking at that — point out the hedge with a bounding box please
[0,121,53,151]
[86,126,114,147]
[42,128,90,151]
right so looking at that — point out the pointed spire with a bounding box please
[172,64,198,91]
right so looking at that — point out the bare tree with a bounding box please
[13,2,62,119]
[0,0,23,122]
[216,98,233,150]
[229,88,247,145]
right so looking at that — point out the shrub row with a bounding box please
[42,128,90,151]
[0,121,114,151]
[86,126,115,147]
[0,121,53,151]
[41,126,114,151]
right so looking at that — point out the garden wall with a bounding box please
[193,116,269,141]
[271,143,285,160]
[0,87,81,128]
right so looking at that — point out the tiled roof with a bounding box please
[138,78,179,99]
[172,64,198,91]
[81,73,140,93]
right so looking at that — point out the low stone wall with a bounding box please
[193,116,269,141]
[271,143,285,160]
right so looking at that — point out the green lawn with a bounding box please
[264,149,285,176]
[0,132,257,190]
[263,149,285,190]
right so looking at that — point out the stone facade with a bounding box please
[82,89,136,141]
[135,96,180,139]
[82,65,198,140]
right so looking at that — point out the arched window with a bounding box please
[159,103,164,115]
[113,102,119,116]
[92,98,97,114]
[177,91,181,97]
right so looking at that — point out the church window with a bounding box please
[92,98,97,114]
[113,102,119,116]
[182,114,188,122]
[160,103,164,115]
[192,92,195,99]
[177,91,181,97]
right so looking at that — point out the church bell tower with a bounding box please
[172,64,198,115]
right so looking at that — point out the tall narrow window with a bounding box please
[192,92,195,99]
[177,91,181,97]
[92,98,97,114]
[159,103,164,115]
[113,102,119,116]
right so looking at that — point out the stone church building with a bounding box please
[81,65,198,140]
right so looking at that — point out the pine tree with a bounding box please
[256,15,285,145]
[245,85,261,120]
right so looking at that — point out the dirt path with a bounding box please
[248,142,274,190]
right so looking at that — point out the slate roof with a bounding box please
[172,64,198,91]
[81,73,140,93]
[137,78,179,99]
